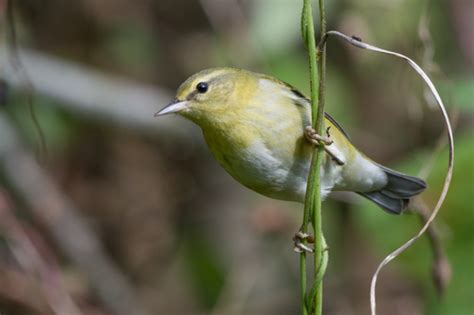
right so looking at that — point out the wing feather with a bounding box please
[258,74,352,141]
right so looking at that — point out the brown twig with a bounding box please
[412,108,458,296]
[4,0,47,160]
[411,198,451,296]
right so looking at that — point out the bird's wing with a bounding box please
[323,112,351,140]
[265,75,352,141]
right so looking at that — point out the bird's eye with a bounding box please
[196,82,209,93]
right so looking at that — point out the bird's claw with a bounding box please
[293,231,314,253]
[304,126,333,146]
[304,126,345,166]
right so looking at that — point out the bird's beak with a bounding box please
[154,100,188,117]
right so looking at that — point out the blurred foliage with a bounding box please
[182,229,226,309]
[0,0,472,314]
[6,93,79,153]
[97,22,160,78]
[439,79,474,111]
[355,132,474,314]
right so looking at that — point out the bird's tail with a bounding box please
[358,165,427,214]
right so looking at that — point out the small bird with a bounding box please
[156,68,426,214]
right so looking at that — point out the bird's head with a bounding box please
[155,68,255,127]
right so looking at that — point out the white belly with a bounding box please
[208,127,387,202]
[213,139,344,203]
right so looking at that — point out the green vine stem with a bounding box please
[300,0,328,315]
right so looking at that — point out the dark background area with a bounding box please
[0,0,472,314]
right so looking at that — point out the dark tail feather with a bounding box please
[358,165,427,215]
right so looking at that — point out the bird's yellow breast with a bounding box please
[201,76,318,201]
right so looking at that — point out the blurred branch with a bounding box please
[0,263,51,314]
[413,108,459,297]
[412,198,451,296]
[4,0,48,160]
[199,0,245,34]
[0,45,196,141]
[0,190,83,315]
[450,0,474,70]
[199,0,269,69]
[418,108,459,180]
[0,260,110,315]
[0,113,150,315]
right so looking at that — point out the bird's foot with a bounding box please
[304,126,333,146]
[304,126,345,166]
[293,231,314,253]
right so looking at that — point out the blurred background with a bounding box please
[0,0,472,314]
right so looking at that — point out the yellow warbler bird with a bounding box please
[156,68,426,214]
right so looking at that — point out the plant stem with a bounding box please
[314,0,327,314]
[300,0,328,314]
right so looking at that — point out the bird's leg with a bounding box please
[304,126,345,166]
[293,230,314,253]
[304,126,333,146]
